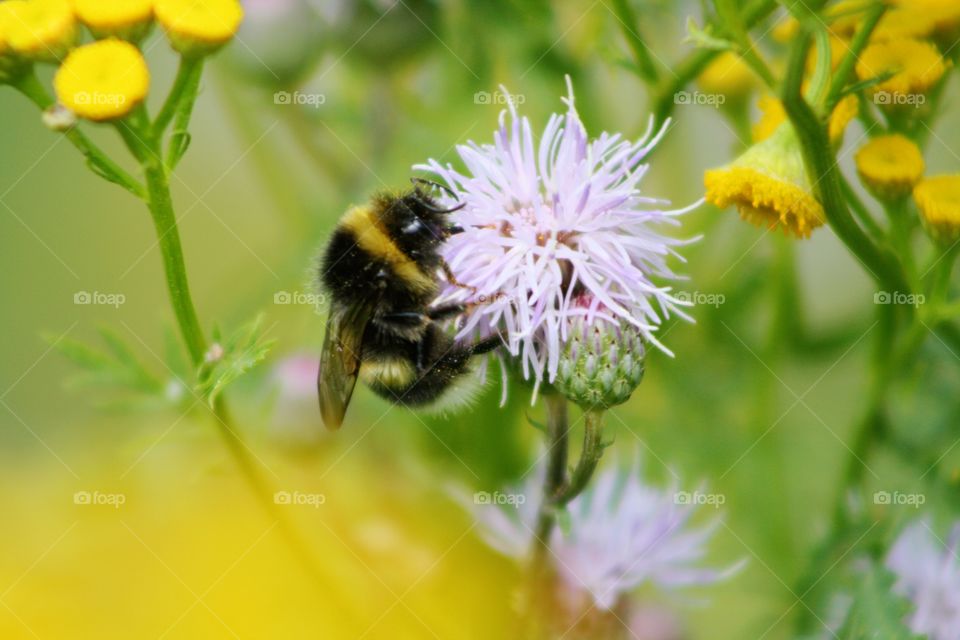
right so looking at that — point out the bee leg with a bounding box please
[416,339,426,371]
[427,303,469,322]
[440,259,478,296]
[467,335,502,355]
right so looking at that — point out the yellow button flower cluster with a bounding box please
[914,176,960,243]
[854,135,925,201]
[710,0,955,240]
[0,0,243,121]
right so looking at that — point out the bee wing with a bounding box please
[318,303,373,430]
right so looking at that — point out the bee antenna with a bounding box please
[410,177,459,201]
[421,200,466,214]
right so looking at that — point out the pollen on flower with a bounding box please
[855,134,924,200]
[914,175,960,243]
[706,124,825,239]
[155,0,244,55]
[74,0,153,40]
[856,39,947,99]
[54,39,149,122]
[0,0,76,62]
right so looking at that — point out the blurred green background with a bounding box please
[2,1,959,638]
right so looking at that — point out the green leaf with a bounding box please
[47,330,171,405]
[683,17,737,51]
[195,315,276,406]
[838,566,919,640]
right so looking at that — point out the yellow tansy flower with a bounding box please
[54,39,149,122]
[914,176,960,243]
[0,0,76,62]
[893,0,960,38]
[155,0,243,56]
[855,134,924,200]
[871,8,938,42]
[752,94,858,147]
[706,124,825,239]
[697,52,757,101]
[772,17,798,43]
[74,0,154,41]
[856,39,946,103]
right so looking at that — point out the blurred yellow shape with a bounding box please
[706,124,825,239]
[855,134,924,200]
[0,0,76,62]
[54,39,149,122]
[915,175,960,243]
[155,0,243,56]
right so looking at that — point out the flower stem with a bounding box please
[154,55,204,137]
[781,31,909,294]
[554,409,605,506]
[115,113,348,604]
[530,394,569,577]
[520,393,569,639]
[651,0,778,124]
[609,0,659,83]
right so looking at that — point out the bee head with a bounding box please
[383,180,465,258]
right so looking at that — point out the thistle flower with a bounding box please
[54,39,149,122]
[856,39,947,101]
[855,134,925,201]
[914,175,960,243]
[0,0,76,62]
[74,0,154,41]
[886,518,960,639]
[706,123,825,238]
[415,79,693,391]
[155,0,244,56]
[751,94,857,147]
[465,457,739,611]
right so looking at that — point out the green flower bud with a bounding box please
[554,317,645,409]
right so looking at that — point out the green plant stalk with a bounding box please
[554,409,605,506]
[521,393,570,639]
[781,33,909,294]
[609,0,660,83]
[154,56,204,137]
[839,174,884,242]
[823,2,886,112]
[651,0,778,124]
[10,71,145,198]
[114,108,353,610]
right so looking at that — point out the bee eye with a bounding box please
[402,219,422,234]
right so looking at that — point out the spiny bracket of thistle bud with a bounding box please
[554,316,645,411]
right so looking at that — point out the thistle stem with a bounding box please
[554,409,605,506]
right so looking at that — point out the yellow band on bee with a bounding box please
[359,358,416,388]
[341,205,436,293]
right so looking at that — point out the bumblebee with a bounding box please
[317,180,501,430]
